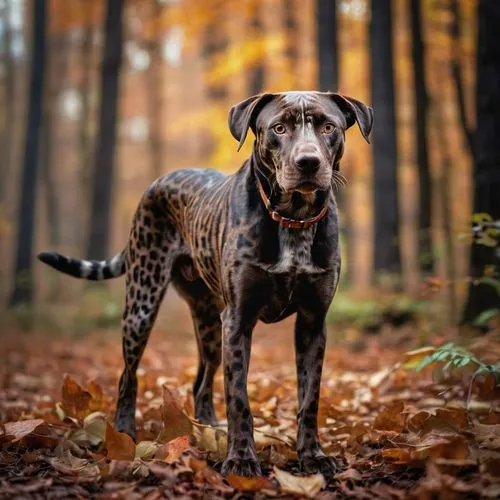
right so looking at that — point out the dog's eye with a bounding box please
[273,124,286,135]
[323,123,336,134]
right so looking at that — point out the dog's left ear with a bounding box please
[327,93,374,143]
[228,93,275,151]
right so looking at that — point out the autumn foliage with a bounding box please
[1,328,499,498]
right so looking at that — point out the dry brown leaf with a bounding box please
[49,447,100,480]
[190,421,228,459]
[473,422,500,450]
[336,467,363,481]
[416,433,470,460]
[135,440,160,460]
[227,474,276,491]
[382,448,415,464]
[154,435,191,464]
[157,385,192,443]
[188,456,233,493]
[373,401,406,433]
[273,466,326,498]
[61,375,92,421]
[105,421,136,461]
[3,419,46,442]
[87,380,105,412]
[407,408,468,434]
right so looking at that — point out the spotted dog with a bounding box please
[38,91,373,477]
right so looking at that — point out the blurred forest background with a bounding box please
[0,0,498,333]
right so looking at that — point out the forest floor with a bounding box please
[1,309,500,499]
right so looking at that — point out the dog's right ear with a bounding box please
[228,93,275,151]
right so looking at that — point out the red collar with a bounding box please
[255,174,328,229]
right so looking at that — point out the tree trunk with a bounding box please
[461,0,500,324]
[450,0,475,160]
[0,0,15,207]
[370,0,401,279]
[317,0,339,91]
[9,0,46,307]
[249,2,264,95]
[79,17,95,254]
[409,0,433,274]
[147,1,164,179]
[41,36,70,251]
[285,0,298,88]
[86,0,124,259]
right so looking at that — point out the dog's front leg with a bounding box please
[220,306,261,477]
[295,309,337,477]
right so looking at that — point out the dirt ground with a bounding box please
[1,295,500,499]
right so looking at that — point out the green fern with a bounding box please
[406,342,500,405]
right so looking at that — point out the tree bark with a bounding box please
[86,0,124,259]
[79,18,94,254]
[461,0,500,324]
[370,0,401,279]
[285,0,298,88]
[317,0,339,91]
[0,0,15,207]
[9,0,46,307]
[249,2,264,95]
[450,0,475,161]
[409,0,433,274]
[147,0,164,179]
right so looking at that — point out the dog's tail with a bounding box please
[37,248,127,281]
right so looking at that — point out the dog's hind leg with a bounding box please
[172,256,222,425]
[115,200,177,439]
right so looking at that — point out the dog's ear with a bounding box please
[327,93,373,143]
[228,93,275,151]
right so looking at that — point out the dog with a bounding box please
[38,91,373,477]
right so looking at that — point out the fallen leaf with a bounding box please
[273,466,326,498]
[473,422,500,450]
[336,467,363,481]
[227,474,276,491]
[373,401,406,432]
[3,419,46,442]
[61,375,92,421]
[157,385,192,444]
[154,435,191,464]
[188,456,233,493]
[105,422,136,461]
[49,447,100,481]
[135,440,160,460]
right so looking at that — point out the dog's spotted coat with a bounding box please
[39,91,373,477]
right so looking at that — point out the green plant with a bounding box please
[404,342,500,404]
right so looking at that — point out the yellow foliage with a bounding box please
[206,35,287,86]
[168,104,253,172]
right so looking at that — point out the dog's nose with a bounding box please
[296,155,321,174]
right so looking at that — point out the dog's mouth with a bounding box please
[293,182,321,194]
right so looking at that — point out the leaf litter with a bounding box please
[1,326,499,498]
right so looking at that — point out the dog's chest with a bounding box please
[269,227,318,274]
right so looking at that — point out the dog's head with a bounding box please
[228,91,373,194]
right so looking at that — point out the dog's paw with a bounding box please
[299,454,337,478]
[221,457,262,477]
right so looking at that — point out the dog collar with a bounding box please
[255,174,328,229]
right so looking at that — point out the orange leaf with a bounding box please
[155,435,191,464]
[227,474,276,491]
[87,380,105,412]
[61,374,92,421]
[158,385,192,444]
[105,422,136,461]
[373,401,406,433]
